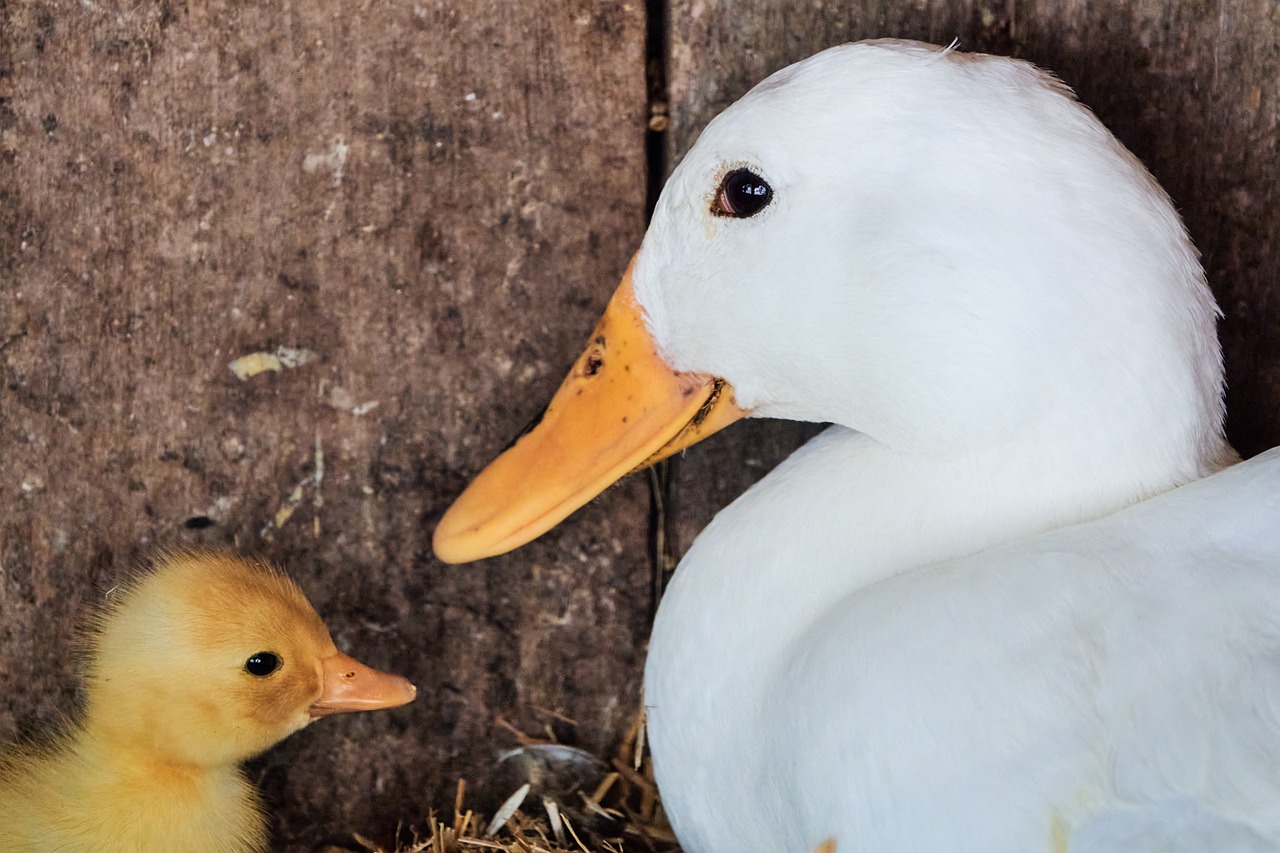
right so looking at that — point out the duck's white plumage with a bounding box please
[629,41,1277,852]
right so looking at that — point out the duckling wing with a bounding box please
[771,448,1280,853]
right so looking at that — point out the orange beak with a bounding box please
[433,255,748,564]
[309,651,417,718]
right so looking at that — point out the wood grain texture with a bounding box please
[0,0,646,848]
[664,0,1280,553]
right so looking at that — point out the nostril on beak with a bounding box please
[581,349,605,377]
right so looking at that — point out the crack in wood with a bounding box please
[644,0,678,620]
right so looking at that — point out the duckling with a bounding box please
[0,549,417,853]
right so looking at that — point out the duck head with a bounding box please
[83,550,416,768]
[434,40,1226,564]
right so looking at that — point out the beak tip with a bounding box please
[432,526,478,565]
[433,493,488,564]
[434,500,522,564]
[431,528,465,565]
[381,674,418,708]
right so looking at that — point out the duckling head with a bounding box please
[81,550,416,768]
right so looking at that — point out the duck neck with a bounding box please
[647,423,1227,707]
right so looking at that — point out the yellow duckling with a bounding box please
[0,549,417,852]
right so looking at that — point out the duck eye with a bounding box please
[713,168,772,218]
[244,652,281,677]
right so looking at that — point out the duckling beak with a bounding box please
[309,651,417,717]
[433,255,749,564]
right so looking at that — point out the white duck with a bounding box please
[433,40,1280,853]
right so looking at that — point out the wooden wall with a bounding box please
[2,0,1277,849]
[1,1,650,847]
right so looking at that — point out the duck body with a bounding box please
[0,550,416,853]
[433,40,1279,852]
[648,434,1280,852]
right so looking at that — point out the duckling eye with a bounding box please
[244,652,281,677]
[713,168,773,218]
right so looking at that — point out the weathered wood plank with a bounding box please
[664,0,1280,556]
[0,0,646,848]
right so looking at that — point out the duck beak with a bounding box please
[433,255,748,564]
[309,651,418,718]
